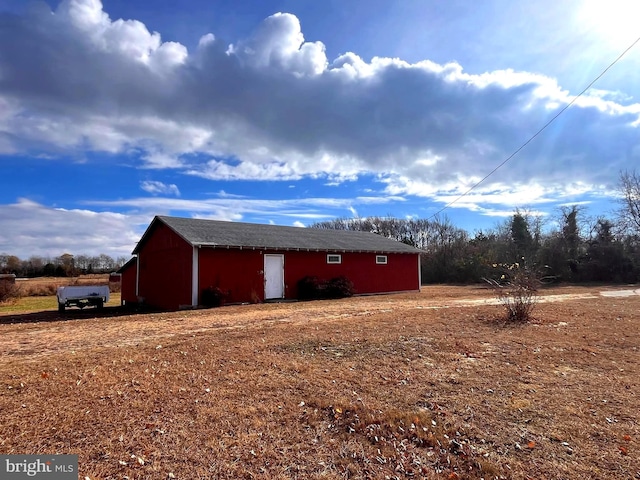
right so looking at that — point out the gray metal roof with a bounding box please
[134,216,422,254]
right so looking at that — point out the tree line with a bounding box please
[311,171,640,285]
[0,253,128,277]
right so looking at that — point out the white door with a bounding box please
[264,254,285,299]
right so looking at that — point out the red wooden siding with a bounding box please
[197,247,419,305]
[137,222,193,310]
[281,251,419,297]
[198,248,264,304]
[120,261,137,305]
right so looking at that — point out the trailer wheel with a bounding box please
[58,303,65,313]
[97,299,104,309]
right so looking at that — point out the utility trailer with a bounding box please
[56,285,110,312]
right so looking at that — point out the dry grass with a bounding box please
[0,281,20,303]
[13,274,113,298]
[0,293,121,315]
[0,285,638,479]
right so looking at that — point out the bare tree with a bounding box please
[617,170,640,236]
[4,255,21,274]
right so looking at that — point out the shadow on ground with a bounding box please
[0,305,159,325]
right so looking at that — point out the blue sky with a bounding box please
[1,0,639,258]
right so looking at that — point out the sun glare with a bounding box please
[578,0,640,49]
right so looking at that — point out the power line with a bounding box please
[428,34,640,220]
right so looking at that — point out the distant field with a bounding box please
[14,274,111,287]
[17,274,112,293]
[0,285,637,479]
[0,293,121,314]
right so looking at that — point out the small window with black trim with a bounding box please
[327,254,342,264]
[376,255,388,264]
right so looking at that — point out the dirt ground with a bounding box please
[0,284,638,479]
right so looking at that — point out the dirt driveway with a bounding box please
[0,284,636,360]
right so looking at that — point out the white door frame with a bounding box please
[264,254,285,299]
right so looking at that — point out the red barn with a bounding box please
[119,216,422,310]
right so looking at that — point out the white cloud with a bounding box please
[230,12,327,76]
[186,159,302,181]
[140,180,181,196]
[0,198,146,258]
[0,192,406,257]
[86,193,400,218]
[378,173,618,215]
[57,0,187,69]
[140,151,185,169]
[214,190,248,199]
[0,0,639,211]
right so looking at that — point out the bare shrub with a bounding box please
[484,262,538,323]
[201,286,228,308]
[297,276,322,300]
[324,276,355,299]
[0,281,22,303]
[21,283,59,297]
[297,275,355,300]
